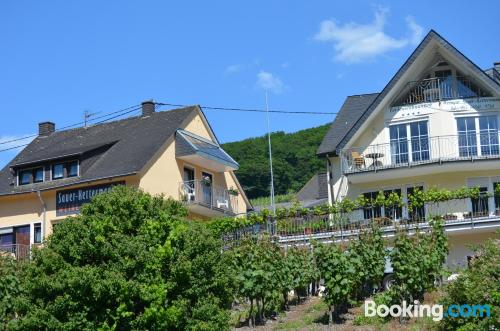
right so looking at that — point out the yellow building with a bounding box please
[317,30,500,270]
[0,101,251,258]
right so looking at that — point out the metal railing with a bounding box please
[0,244,31,260]
[222,197,499,246]
[393,76,489,106]
[179,179,239,214]
[340,133,500,174]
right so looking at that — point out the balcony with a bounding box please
[340,133,500,181]
[392,76,490,107]
[0,244,31,260]
[179,179,239,217]
[221,196,500,247]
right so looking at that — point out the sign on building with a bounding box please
[56,182,125,216]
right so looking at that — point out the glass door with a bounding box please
[479,116,499,156]
[410,121,429,162]
[457,117,477,157]
[183,167,195,201]
[201,172,213,206]
[390,124,408,165]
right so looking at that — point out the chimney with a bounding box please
[141,100,155,117]
[38,121,55,136]
[495,62,500,72]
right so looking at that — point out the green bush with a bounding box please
[4,186,234,331]
[438,233,499,331]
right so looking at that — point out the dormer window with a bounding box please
[52,164,64,179]
[68,161,78,177]
[52,160,79,180]
[18,167,44,185]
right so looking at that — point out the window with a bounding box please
[390,124,408,164]
[390,121,429,165]
[52,161,79,180]
[52,164,64,179]
[457,117,477,157]
[407,186,425,222]
[494,182,500,215]
[67,161,78,177]
[384,189,402,220]
[34,223,42,243]
[363,191,382,220]
[479,116,499,156]
[410,121,429,162]
[19,170,31,185]
[34,168,44,183]
[471,187,489,218]
[18,167,44,185]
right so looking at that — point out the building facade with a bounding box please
[0,101,251,258]
[318,30,500,270]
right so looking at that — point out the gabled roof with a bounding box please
[0,106,198,196]
[317,93,379,156]
[318,30,500,156]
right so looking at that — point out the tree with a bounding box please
[6,186,234,331]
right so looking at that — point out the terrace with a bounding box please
[179,179,239,216]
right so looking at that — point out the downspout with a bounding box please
[37,191,46,242]
[326,154,333,206]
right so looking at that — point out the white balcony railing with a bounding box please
[179,180,239,215]
[340,133,500,175]
[392,76,489,107]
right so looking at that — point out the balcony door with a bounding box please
[183,167,195,201]
[201,172,213,206]
[390,121,429,165]
[457,116,499,157]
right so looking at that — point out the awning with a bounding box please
[175,130,239,172]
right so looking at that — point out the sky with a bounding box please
[1,1,499,168]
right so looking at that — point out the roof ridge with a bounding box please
[49,105,197,136]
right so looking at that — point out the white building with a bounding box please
[317,30,500,270]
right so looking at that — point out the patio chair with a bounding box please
[351,151,365,169]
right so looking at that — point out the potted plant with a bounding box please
[228,187,239,196]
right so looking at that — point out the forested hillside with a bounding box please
[222,123,330,199]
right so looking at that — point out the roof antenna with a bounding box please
[265,92,276,215]
[84,109,101,128]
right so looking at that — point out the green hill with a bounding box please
[222,123,330,199]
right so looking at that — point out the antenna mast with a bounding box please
[265,92,276,215]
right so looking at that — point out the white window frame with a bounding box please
[455,114,500,157]
[388,119,430,165]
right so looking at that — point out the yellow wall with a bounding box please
[137,110,249,214]
[0,175,139,239]
[0,109,249,241]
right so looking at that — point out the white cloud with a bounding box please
[314,8,423,63]
[224,64,243,75]
[256,71,286,94]
[406,16,424,45]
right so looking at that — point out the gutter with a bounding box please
[37,191,46,242]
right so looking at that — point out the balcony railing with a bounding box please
[221,196,500,247]
[393,76,489,107]
[179,180,239,215]
[340,133,500,175]
[0,244,31,260]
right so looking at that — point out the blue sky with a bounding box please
[1,1,498,168]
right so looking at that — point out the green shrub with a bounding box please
[438,233,499,331]
[5,186,234,331]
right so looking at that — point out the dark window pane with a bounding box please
[67,162,78,177]
[20,170,31,185]
[34,223,42,243]
[53,164,64,179]
[34,168,44,183]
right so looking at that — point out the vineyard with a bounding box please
[0,186,497,330]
